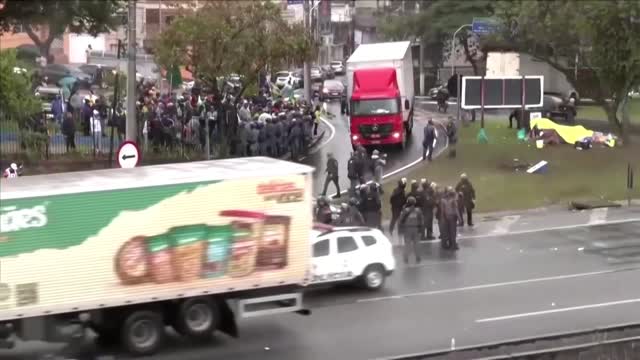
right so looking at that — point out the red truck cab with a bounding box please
[349,68,413,149]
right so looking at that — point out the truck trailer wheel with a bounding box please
[121,310,164,356]
[173,297,219,341]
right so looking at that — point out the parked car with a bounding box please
[320,79,345,102]
[321,65,335,79]
[309,226,395,290]
[311,66,324,82]
[40,64,92,88]
[274,71,294,89]
[34,85,64,117]
[509,93,577,126]
[330,60,345,75]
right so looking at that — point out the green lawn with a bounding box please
[382,122,640,215]
[578,98,640,123]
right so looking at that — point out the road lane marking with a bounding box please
[458,218,640,240]
[327,119,449,198]
[300,116,336,161]
[357,267,640,303]
[476,298,640,323]
[589,208,609,224]
[491,215,521,234]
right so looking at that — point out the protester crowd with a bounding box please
[134,83,324,161]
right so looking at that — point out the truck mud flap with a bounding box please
[217,300,238,338]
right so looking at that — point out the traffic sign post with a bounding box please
[117,141,140,168]
[461,76,544,109]
[472,17,500,35]
[461,75,544,142]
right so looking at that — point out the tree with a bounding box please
[491,0,640,142]
[154,1,316,154]
[0,0,125,62]
[0,49,40,122]
[380,0,494,76]
[155,1,315,96]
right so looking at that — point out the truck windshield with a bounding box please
[350,98,400,116]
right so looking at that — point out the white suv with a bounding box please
[309,226,395,290]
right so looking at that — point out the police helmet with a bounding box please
[406,196,416,205]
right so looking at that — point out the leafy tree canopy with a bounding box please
[380,0,493,75]
[492,0,640,140]
[154,1,316,96]
[0,49,40,122]
[0,0,125,61]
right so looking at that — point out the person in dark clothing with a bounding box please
[337,198,365,226]
[236,121,248,156]
[289,119,303,160]
[399,196,424,264]
[455,173,476,226]
[422,181,437,240]
[81,99,93,135]
[434,184,447,242]
[248,121,259,156]
[362,183,382,229]
[257,120,268,156]
[439,187,460,250]
[321,153,341,198]
[265,117,276,156]
[446,117,458,158]
[407,179,422,208]
[61,111,76,152]
[422,119,436,161]
[355,145,367,183]
[315,197,333,224]
[389,178,407,235]
[347,152,360,197]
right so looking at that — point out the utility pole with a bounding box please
[126,0,137,142]
[303,0,312,102]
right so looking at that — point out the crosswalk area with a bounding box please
[582,222,640,265]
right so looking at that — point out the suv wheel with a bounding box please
[361,264,386,290]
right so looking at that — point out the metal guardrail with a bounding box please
[379,322,640,360]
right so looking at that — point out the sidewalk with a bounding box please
[382,204,640,246]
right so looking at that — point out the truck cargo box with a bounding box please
[0,157,314,321]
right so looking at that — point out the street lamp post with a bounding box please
[451,24,471,77]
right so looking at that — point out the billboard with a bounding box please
[0,175,312,320]
[461,76,544,109]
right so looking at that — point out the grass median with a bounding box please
[382,122,640,216]
[578,98,640,123]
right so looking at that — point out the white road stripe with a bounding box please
[491,215,521,234]
[588,208,609,224]
[327,121,449,198]
[357,267,638,303]
[299,116,336,161]
[457,218,640,240]
[476,298,640,323]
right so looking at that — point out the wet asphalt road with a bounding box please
[302,83,449,198]
[7,214,638,360]
[95,217,639,360]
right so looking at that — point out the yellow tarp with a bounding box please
[530,118,594,144]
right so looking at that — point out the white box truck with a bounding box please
[0,157,314,356]
[346,41,415,149]
[486,51,579,102]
